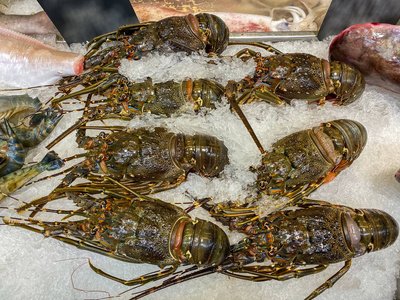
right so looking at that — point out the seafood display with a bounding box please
[130,0,331,32]
[0,26,83,87]
[47,13,229,123]
[232,48,365,106]
[329,23,400,94]
[3,193,398,299]
[49,45,365,135]
[0,1,399,300]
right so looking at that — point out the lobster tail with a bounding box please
[188,79,225,109]
[196,13,229,55]
[351,209,399,254]
[327,119,367,164]
[330,61,365,105]
[182,133,229,177]
[179,218,230,266]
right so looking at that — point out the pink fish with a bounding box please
[0,26,84,87]
[329,23,400,94]
[0,11,58,35]
[131,3,316,32]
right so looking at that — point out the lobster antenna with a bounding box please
[22,154,85,187]
[228,41,283,55]
[103,176,145,199]
[225,81,265,154]
[46,93,93,149]
[128,265,216,299]
[46,118,86,149]
[0,206,79,217]
[0,83,60,92]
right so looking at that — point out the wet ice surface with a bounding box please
[0,2,400,300]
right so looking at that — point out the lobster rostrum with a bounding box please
[253,119,367,207]
[2,192,230,286]
[230,45,365,106]
[130,199,398,300]
[20,126,229,212]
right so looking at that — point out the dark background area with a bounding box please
[38,0,139,44]
[318,0,400,39]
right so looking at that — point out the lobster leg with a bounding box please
[52,73,123,104]
[68,176,181,196]
[222,263,328,281]
[305,260,352,300]
[280,180,326,209]
[20,163,90,216]
[85,21,153,58]
[85,33,119,59]
[54,186,128,199]
[229,43,283,57]
[201,200,261,231]
[236,87,285,106]
[226,81,265,154]
[88,260,178,286]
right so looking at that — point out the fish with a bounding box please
[0,11,58,35]
[130,3,317,32]
[0,26,84,87]
[329,23,400,94]
[0,151,64,201]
